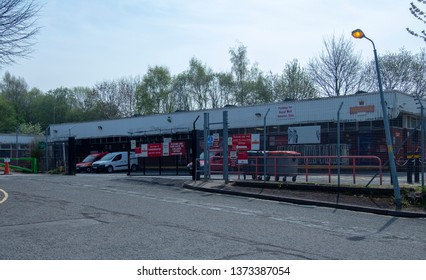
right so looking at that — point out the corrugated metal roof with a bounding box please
[0,134,37,144]
[48,90,423,141]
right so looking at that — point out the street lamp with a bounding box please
[352,29,402,209]
[415,95,425,193]
[263,108,270,182]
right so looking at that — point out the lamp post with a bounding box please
[352,29,402,209]
[415,95,425,193]
[263,108,270,182]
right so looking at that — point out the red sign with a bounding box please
[237,151,248,164]
[169,142,186,156]
[140,143,162,157]
[350,105,375,114]
[149,143,163,157]
[138,142,186,157]
[232,134,252,150]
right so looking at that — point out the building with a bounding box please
[47,90,424,171]
[0,134,36,158]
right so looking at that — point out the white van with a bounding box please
[92,151,138,173]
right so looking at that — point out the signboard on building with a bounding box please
[140,143,163,157]
[237,151,248,164]
[277,105,295,119]
[162,143,170,156]
[350,105,375,114]
[169,142,186,156]
[137,142,186,157]
[232,134,260,150]
[288,125,321,144]
[251,134,260,150]
[130,140,136,149]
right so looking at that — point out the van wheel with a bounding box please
[107,166,114,173]
[131,164,137,172]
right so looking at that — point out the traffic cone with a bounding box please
[3,162,10,175]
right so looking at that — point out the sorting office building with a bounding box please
[46,90,424,170]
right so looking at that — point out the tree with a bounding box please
[249,67,274,104]
[411,49,426,97]
[18,122,42,135]
[46,87,73,124]
[116,76,141,117]
[186,58,214,110]
[0,96,17,132]
[211,72,235,108]
[0,0,41,66]
[360,48,415,93]
[170,73,192,111]
[229,42,251,105]
[308,34,362,97]
[407,0,426,42]
[93,81,124,119]
[0,71,28,123]
[274,59,318,101]
[135,66,172,114]
[30,93,55,129]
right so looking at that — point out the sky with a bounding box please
[3,0,425,92]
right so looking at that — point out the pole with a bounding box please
[203,113,209,181]
[62,142,66,173]
[192,116,200,181]
[337,102,344,187]
[45,127,49,172]
[223,111,229,184]
[263,108,270,182]
[368,37,401,209]
[15,127,19,160]
[417,97,425,192]
[422,103,425,192]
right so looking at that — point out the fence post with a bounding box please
[414,155,420,183]
[407,153,413,184]
[352,158,356,184]
[32,158,37,174]
[305,158,309,182]
[328,158,331,183]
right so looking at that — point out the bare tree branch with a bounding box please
[407,0,426,42]
[0,0,41,66]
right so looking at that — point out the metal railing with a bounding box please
[0,157,38,173]
[208,154,383,185]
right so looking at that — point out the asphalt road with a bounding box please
[0,173,425,260]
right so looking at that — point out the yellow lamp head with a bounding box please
[351,29,365,39]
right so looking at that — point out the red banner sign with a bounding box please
[232,134,252,150]
[137,142,186,157]
[169,142,186,156]
[139,143,162,157]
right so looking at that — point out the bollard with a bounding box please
[407,154,413,184]
[3,161,10,175]
[414,156,420,183]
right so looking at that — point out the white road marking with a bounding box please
[0,188,8,204]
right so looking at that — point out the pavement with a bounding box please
[182,175,426,218]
